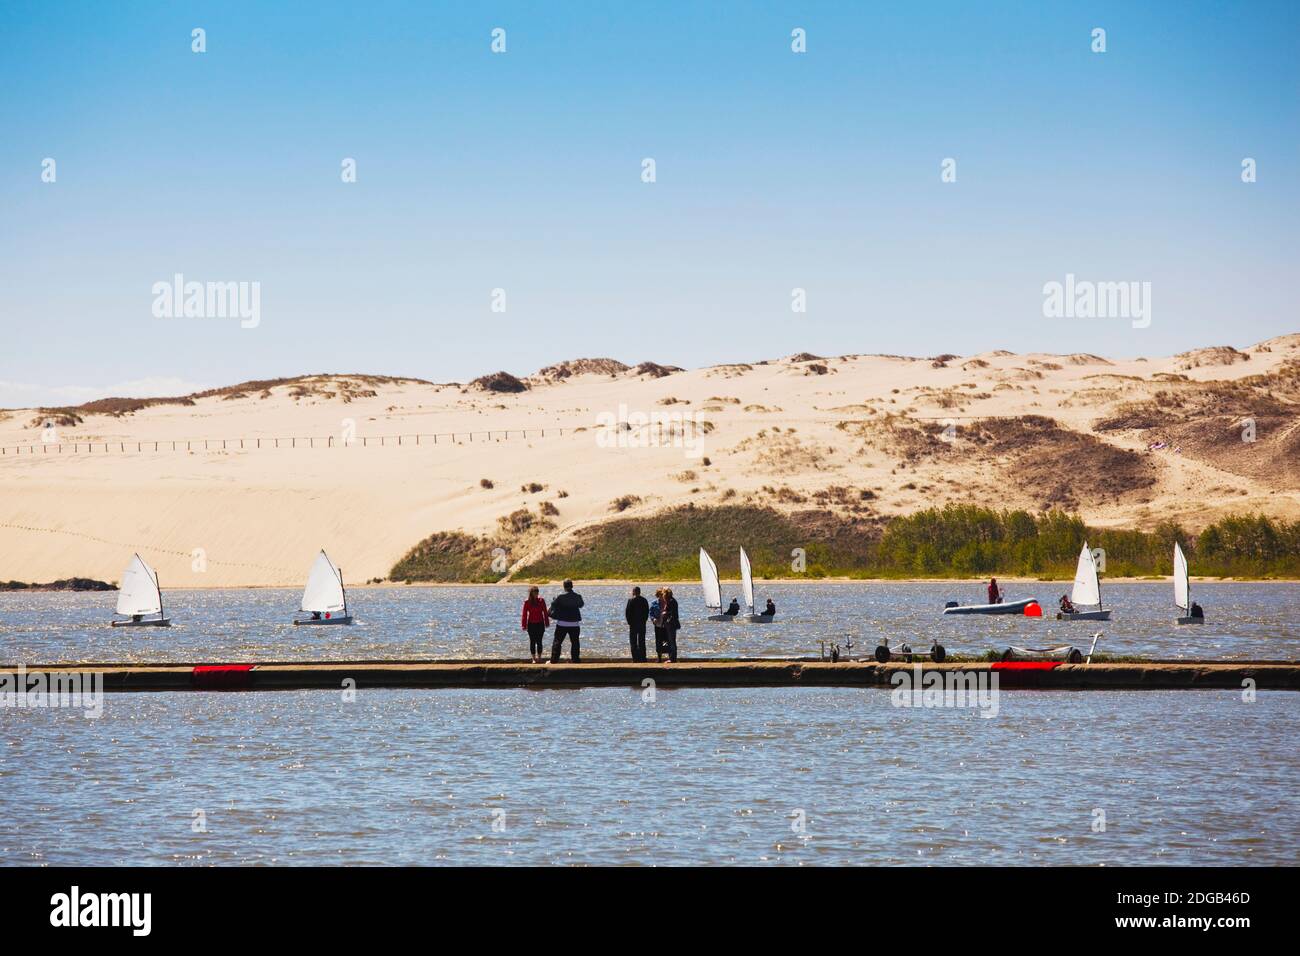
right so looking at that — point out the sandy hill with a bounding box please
[1,340,1298,587]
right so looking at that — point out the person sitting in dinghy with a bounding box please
[724,598,740,616]
[764,598,776,617]
[1190,601,1204,619]
[1059,594,1075,614]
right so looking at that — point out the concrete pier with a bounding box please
[6,659,1298,691]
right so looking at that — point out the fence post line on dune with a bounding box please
[1,427,582,455]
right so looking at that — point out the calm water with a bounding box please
[2,582,1298,663]
[1,688,1295,866]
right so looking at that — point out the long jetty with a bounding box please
[7,659,1299,691]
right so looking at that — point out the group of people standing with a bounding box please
[518,582,681,664]
[623,586,680,663]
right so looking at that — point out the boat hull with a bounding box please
[943,598,1035,615]
[109,618,170,628]
[705,613,733,622]
[293,616,353,626]
[1175,616,1205,625]
[1002,645,1082,663]
[1057,609,1111,621]
[743,614,774,624]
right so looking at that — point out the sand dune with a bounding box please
[2,338,1298,587]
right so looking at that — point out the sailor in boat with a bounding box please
[724,597,740,616]
[131,614,142,623]
[311,611,321,621]
[764,598,776,618]
[1059,594,1075,614]
[987,578,1002,604]
[1190,601,1204,619]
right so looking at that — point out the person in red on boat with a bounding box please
[987,578,1002,605]
[520,586,550,663]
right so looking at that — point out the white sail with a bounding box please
[300,550,347,614]
[740,547,755,613]
[699,548,721,610]
[1174,542,1190,611]
[1071,542,1101,607]
[116,553,162,617]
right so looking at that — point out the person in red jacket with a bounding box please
[987,578,1002,605]
[520,586,549,663]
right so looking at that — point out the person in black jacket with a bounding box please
[661,587,680,663]
[625,586,650,662]
[548,579,584,662]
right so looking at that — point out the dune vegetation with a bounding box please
[390,503,1300,583]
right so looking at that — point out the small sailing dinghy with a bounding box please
[739,547,773,623]
[1173,542,1203,625]
[1057,542,1111,621]
[293,549,353,625]
[109,553,170,627]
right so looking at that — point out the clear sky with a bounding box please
[2,1,1297,406]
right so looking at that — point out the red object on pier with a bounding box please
[191,664,256,689]
[991,661,1061,671]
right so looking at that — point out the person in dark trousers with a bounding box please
[660,587,680,663]
[764,597,776,618]
[987,578,1002,605]
[549,579,584,662]
[520,586,549,663]
[1190,601,1204,619]
[724,597,740,616]
[625,586,650,662]
[650,590,665,662]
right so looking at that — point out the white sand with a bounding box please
[2,337,1296,587]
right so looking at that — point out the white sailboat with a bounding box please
[1173,542,1203,624]
[1058,542,1111,621]
[293,549,353,625]
[739,547,773,623]
[699,548,732,621]
[110,553,170,627]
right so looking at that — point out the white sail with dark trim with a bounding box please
[1174,542,1190,612]
[301,550,347,615]
[1071,542,1101,608]
[740,547,755,613]
[116,553,162,617]
[699,548,721,610]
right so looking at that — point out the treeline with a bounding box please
[393,503,1300,582]
[875,505,1300,578]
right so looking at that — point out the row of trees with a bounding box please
[875,505,1300,578]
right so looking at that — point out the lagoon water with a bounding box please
[2,688,1296,866]
[3,582,1298,663]
[2,584,1297,866]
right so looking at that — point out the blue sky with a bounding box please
[2,1,1297,405]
